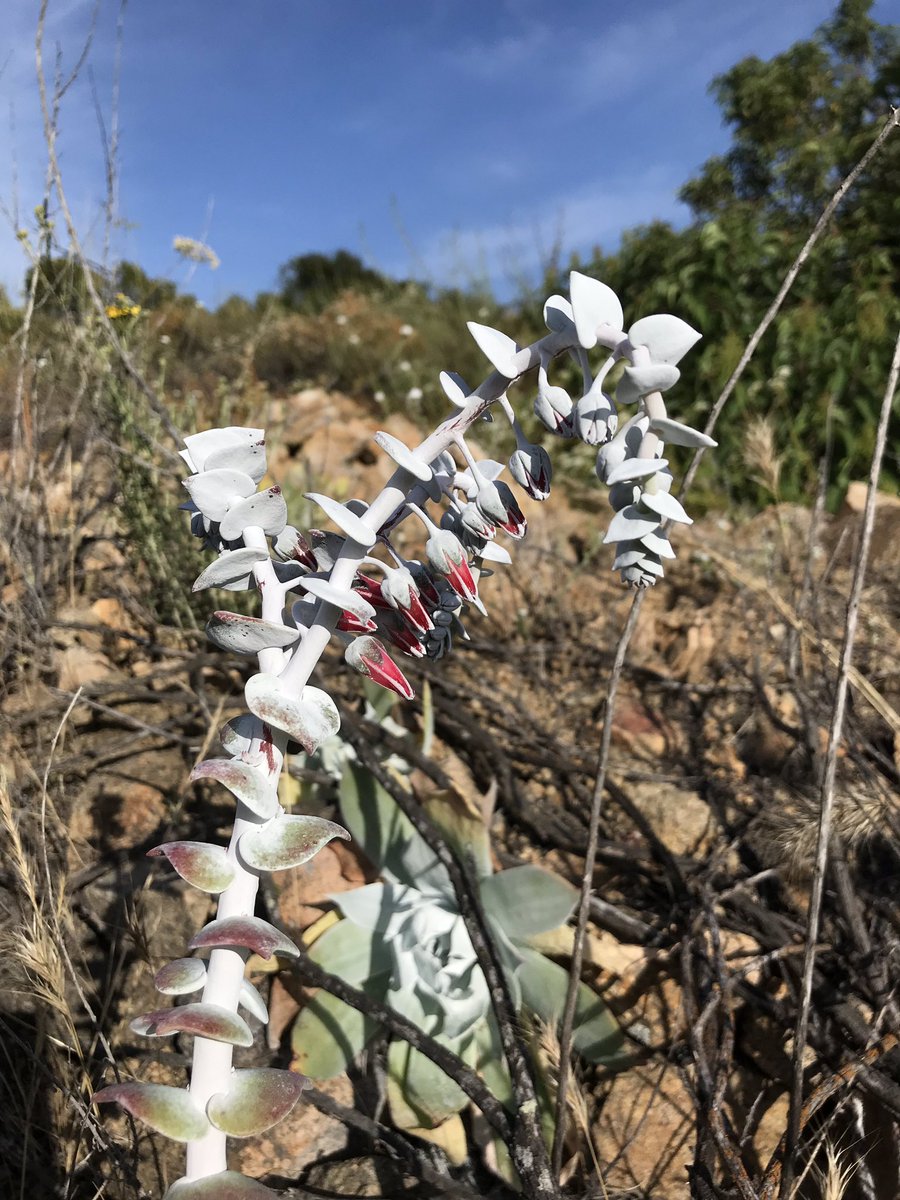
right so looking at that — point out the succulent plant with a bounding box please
[292,762,625,1131]
[95,273,706,1195]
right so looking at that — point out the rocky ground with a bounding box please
[2,387,899,1199]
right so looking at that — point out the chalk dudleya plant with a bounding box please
[95,271,709,1196]
[294,762,624,1134]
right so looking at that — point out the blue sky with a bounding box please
[1,0,893,306]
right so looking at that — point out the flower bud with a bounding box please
[345,636,415,700]
[424,529,478,603]
[379,567,434,634]
[509,442,552,501]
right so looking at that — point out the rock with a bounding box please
[55,643,116,690]
[273,839,372,932]
[81,540,127,572]
[303,1156,417,1196]
[629,779,711,856]
[831,484,900,571]
[594,1063,693,1198]
[611,701,670,761]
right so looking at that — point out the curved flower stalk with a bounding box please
[97,273,708,1195]
[292,762,624,1135]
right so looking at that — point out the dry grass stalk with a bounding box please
[811,1141,858,1200]
[744,415,783,501]
[534,1016,607,1193]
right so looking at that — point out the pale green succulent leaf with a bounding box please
[291,985,386,1079]
[165,1171,277,1199]
[387,1039,468,1129]
[339,762,450,894]
[307,916,393,985]
[424,798,493,879]
[470,1016,514,1108]
[515,945,626,1064]
[481,864,577,938]
[207,1068,305,1137]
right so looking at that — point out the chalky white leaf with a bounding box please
[184,469,256,523]
[605,458,669,485]
[304,493,377,547]
[603,505,662,543]
[628,313,701,365]
[190,758,279,820]
[299,576,377,623]
[649,416,717,448]
[238,979,269,1025]
[219,487,288,541]
[203,440,267,484]
[439,370,470,406]
[543,293,575,334]
[239,814,349,872]
[640,529,677,558]
[245,674,340,754]
[640,490,693,524]
[569,271,624,348]
[206,611,299,655]
[467,322,520,378]
[183,427,265,473]
[622,362,681,395]
[374,431,433,482]
[193,548,269,592]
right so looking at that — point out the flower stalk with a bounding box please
[96,273,709,1197]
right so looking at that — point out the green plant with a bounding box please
[293,760,625,1136]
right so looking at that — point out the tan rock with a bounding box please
[594,1063,693,1198]
[611,701,669,760]
[273,839,373,932]
[81,541,126,572]
[628,779,711,856]
[842,481,900,514]
[55,643,115,690]
[751,1090,788,1170]
[90,596,133,653]
[305,1155,417,1196]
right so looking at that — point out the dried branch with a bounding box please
[780,324,900,1196]
[552,589,645,1175]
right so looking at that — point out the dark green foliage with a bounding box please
[115,261,179,309]
[577,0,900,507]
[26,255,101,318]
[278,249,391,313]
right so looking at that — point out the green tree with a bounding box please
[582,0,900,506]
[277,249,389,312]
[115,261,178,309]
[26,255,100,318]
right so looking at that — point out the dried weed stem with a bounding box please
[781,325,900,1196]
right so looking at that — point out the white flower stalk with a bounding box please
[97,273,710,1194]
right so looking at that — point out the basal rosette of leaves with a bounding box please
[292,761,625,1137]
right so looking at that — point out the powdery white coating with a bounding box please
[114,271,707,1190]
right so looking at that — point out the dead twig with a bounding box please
[781,325,900,1197]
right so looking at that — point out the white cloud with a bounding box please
[406,163,687,295]
[447,0,838,115]
[448,20,552,79]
